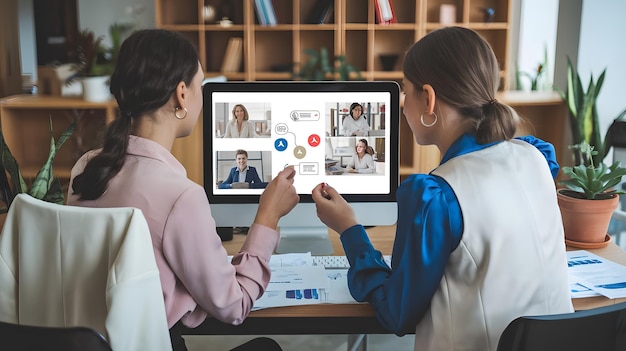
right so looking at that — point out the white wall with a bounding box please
[578,0,626,140]
[516,0,559,91]
[78,0,155,48]
[517,0,626,156]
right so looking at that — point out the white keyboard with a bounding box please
[312,255,392,269]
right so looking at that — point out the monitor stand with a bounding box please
[275,226,334,255]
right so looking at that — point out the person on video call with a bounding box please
[311,27,572,351]
[67,29,298,351]
[342,102,370,136]
[219,149,265,189]
[346,139,376,174]
[223,103,258,138]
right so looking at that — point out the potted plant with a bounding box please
[558,57,626,167]
[292,47,362,81]
[515,44,548,91]
[67,23,134,102]
[0,117,75,211]
[557,141,626,247]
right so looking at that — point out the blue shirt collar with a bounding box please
[440,134,499,165]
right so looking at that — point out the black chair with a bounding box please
[497,301,626,351]
[0,321,112,351]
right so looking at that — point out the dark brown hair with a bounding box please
[72,29,199,200]
[349,102,364,119]
[402,26,518,143]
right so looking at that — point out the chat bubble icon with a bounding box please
[290,110,320,121]
[275,123,288,135]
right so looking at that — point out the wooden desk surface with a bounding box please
[187,226,626,335]
[221,226,394,319]
[222,225,626,316]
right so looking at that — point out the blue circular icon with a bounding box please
[274,138,288,151]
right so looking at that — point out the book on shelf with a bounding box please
[375,0,397,25]
[254,0,277,26]
[265,0,277,25]
[307,0,334,24]
[221,37,243,73]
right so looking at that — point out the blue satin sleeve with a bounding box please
[515,135,560,179]
[340,174,463,335]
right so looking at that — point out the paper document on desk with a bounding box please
[325,269,359,304]
[567,250,626,299]
[252,253,358,310]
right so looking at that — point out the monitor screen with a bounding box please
[203,81,400,254]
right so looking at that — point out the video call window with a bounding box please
[214,102,272,138]
[204,81,399,199]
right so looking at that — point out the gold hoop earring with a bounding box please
[175,107,188,120]
[420,111,438,127]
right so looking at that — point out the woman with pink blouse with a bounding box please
[68,29,297,351]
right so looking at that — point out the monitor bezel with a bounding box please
[202,80,400,205]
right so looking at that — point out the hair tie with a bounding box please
[483,99,497,111]
[122,110,132,118]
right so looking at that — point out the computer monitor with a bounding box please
[203,81,400,254]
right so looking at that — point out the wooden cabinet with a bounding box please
[155,0,512,87]
[0,95,117,190]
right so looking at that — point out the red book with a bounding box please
[375,0,397,25]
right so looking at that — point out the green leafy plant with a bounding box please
[516,63,545,91]
[559,141,626,200]
[292,47,362,81]
[0,117,75,207]
[516,45,548,91]
[557,57,625,167]
[67,23,134,83]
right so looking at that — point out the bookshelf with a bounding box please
[156,1,569,182]
[0,95,117,189]
[155,0,512,87]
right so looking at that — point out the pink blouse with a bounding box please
[68,135,278,328]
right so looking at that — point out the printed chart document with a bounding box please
[567,250,626,299]
[250,253,359,310]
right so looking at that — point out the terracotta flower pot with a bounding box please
[557,189,619,244]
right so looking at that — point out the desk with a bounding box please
[182,225,626,336]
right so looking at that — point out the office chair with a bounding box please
[497,301,626,351]
[607,117,626,247]
[0,194,172,351]
[0,321,112,351]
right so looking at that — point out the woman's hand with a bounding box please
[254,166,299,229]
[311,183,358,234]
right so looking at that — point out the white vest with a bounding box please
[415,139,573,351]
